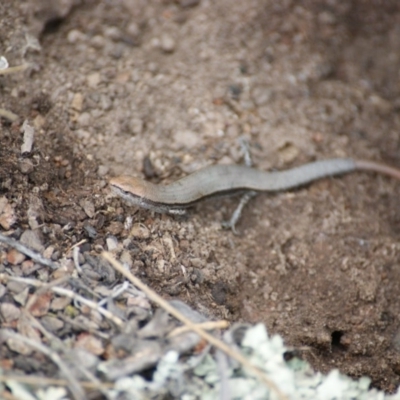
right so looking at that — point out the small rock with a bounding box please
[80,200,95,218]
[43,246,54,259]
[77,112,91,127]
[75,333,104,356]
[29,293,51,317]
[173,130,200,148]
[130,224,150,239]
[83,223,97,239]
[160,34,176,53]
[27,195,45,230]
[0,198,16,230]
[7,249,26,265]
[21,260,40,275]
[20,229,44,252]
[120,250,133,268]
[108,43,124,59]
[104,26,122,41]
[13,287,30,306]
[97,165,109,177]
[71,93,84,112]
[106,236,119,251]
[107,221,124,236]
[127,22,140,38]
[19,159,34,174]
[20,120,35,154]
[0,302,21,322]
[41,315,65,332]
[7,280,28,294]
[87,72,101,88]
[51,296,71,311]
[90,35,106,49]
[100,95,112,111]
[67,29,86,44]
[129,118,144,135]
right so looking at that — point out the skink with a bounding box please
[109,158,400,215]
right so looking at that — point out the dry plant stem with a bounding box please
[0,64,29,75]
[0,275,124,327]
[0,233,59,270]
[168,320,230,337]
[0,108,19,122]
[102,252,289,400]
[0,330,85,400]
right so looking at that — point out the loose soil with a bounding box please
[2,0,400,393]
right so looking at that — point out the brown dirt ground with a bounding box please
[2,0,400,393]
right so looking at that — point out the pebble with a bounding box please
[71,93,84,112]
[7,280,28,294]
[107,221,124,236]
[129,118,144,135]
[90,35,106,49]
[104,26,122,41]
[20,229,44,252]
[106,236,119,251]
[20,120,35,154]
[43,246,54,259]
[13,287,29,306]
[0,197,16,230]
[51,296,71,311]
[0,302,21,322]
[160,34,176,53]
[83,223,97,239]
[75,334,104,356]
[130,224,150,239]
[21,260,40,275]
[7,249,26,265]
[80,200,95,218]
[97,165,109,177]
[173,130,200,148]
[19,159,35,174]
[251,86,272,106]
[41,315,65,332]
[100,95,112,111]
[120,251,133,268]
[78,112,91,127]
[67,29,86,44]
[127,22,140,38]
[87,72,101,88]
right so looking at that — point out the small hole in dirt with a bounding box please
[331,330,346,350]
[42,17,64,35]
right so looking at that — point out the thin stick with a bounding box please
[0,374,113,390]
[0,64,29,75]
[102,252,288,400]
[0,108,19,122]
[0,233,59,270]
[168,320,230,337]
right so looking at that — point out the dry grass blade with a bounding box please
[0,64,29,75]
[102,251,289,400]
[0,108,19,122]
